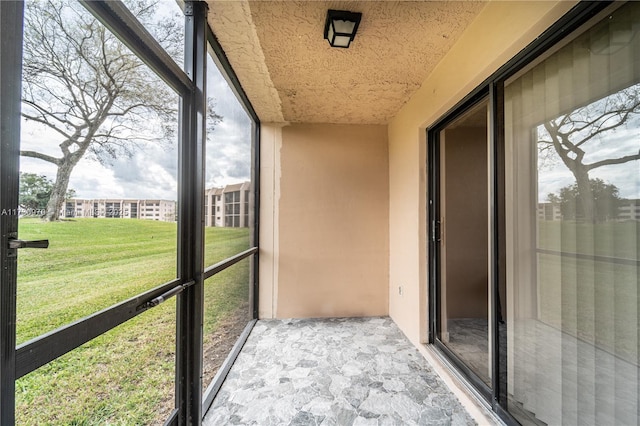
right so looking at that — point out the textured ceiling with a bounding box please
[206,1,486,124]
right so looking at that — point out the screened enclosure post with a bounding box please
[0,1,23,423]
[176,1,208,424]
[251,123,260,319]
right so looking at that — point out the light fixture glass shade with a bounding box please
[332,35,352,48]
[333,19,356,35]
[324,10,362,48]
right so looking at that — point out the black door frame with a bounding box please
[0,2,25,423]
[427,87,495,404]
[0,1,260,424]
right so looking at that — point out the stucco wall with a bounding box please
[260,123,389,318]
[258,124,282,318]
[387,1,578,347]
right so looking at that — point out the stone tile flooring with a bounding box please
[204,317,477,426]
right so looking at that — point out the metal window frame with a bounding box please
[175,2,208,422]
[0,2,25,423]
[197,20,262,418]
[0,1,261,424]
[426,1,613,424]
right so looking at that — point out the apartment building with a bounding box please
[204,181,251,228]
[619,199,640,221]
[536,202,562,221]
[538,199,640,221]
[63,199,177,222]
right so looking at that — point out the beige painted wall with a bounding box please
[258,124,282,318]
[260,123,389,318]
[387,1,578,347]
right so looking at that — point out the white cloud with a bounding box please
[204,54,253,189]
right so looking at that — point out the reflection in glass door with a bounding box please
[504,3,640,424]
[434,98,492,387]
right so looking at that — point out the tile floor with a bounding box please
[203,317,477,426]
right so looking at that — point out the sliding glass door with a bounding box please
[431,98,493,391]
[430,2,639,424]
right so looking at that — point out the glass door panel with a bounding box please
[202,47,255,392]
[18,0,179,344]
[504,3,640,424]
[437,98,492,386]
[204,50,254,265]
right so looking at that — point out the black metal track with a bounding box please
[488,81,501,409]
[493,81,509,410]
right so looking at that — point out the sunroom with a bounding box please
[1,0,638,425]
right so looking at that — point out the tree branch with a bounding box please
[571,108,639,147]
[20,112,73,140]
[20,150,61,165]
[586,151,640,171]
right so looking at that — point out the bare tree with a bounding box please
[21,0,182,221]
[538,85,640,223]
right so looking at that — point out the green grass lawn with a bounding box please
[538,220,638,259]
[536,220,638,363]
[15,218,250,425]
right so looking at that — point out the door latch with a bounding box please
[8,238,49,249]
[432,220,442,243]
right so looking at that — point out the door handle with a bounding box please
[8,238,49,249]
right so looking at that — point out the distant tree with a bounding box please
[19,172,53,213]
[538,85,640,223]
[19,172,77,216]
[20,0,216,221]
[553,178,623,222]
[65,188,77,200]
[546,192,561,206]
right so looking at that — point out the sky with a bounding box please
[19,0,252,202]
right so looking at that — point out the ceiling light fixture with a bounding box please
[324,9,362,48]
